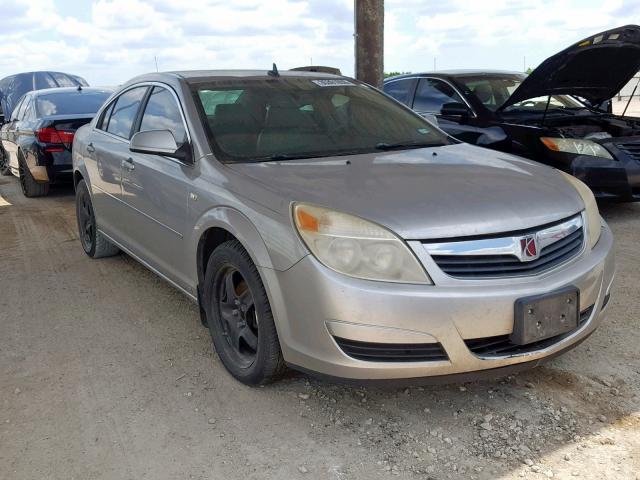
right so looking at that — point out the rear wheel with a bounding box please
[18,152,49,197]
[75,179,120,258]
[204,240,286,385]
[0,147,10,176]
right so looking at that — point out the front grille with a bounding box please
[430,225,584,279]
[616,141,640,161]
[334,337,448,362]
[465,305,594,358]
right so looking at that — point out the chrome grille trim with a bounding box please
[423,214,585,279]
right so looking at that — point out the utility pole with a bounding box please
[354,0,384,88]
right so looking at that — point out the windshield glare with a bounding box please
[36,91,111,117]
[458,76,585,112]
[194,78,451,162]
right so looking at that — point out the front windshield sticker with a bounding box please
[312,79,355,87]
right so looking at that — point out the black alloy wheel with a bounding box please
[204,240,286,385]
[76,185,95,254]
[216,266,259,368]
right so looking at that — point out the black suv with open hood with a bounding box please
[384,25,640,201]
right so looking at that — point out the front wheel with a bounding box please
[204,240,286,385]
[75,179,120,258]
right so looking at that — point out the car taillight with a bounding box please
[37,127,75,145]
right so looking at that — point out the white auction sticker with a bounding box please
[312,79,355,87]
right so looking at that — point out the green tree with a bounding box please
[384,71,411,79]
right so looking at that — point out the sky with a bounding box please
[0,0,637,86]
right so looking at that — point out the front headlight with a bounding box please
[293,203,431,284]
[541,137,613,160]
[558,171,602,249]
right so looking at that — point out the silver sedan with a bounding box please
[72,70,614,385]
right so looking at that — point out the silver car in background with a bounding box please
[72,70,614,385]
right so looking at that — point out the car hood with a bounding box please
[227,143,585,240]
[500,24,640,110]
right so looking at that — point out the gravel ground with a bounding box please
[0,175,638,480]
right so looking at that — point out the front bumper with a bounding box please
[262,224,615,381]
[571,146,640,201]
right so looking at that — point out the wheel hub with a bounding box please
[217,267,259,367]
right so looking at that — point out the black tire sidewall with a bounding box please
[75,180,97,257]
[18,152,48,197]
[0,147,10,175]
[204,241,282,385]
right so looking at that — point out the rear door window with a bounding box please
[97,101,115,131]
[138,87,187,147]
[10,97,25,121]
[106,87,148,139]
[22,98,36,121]
[383,79,415,105]
[413,78,465,114]
[12,96,29,121]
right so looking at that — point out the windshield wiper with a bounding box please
[258,153,325,162]
[375,141,439,151]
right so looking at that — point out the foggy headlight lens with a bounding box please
[541,137,613,160]
[558,171,602,249]
[293,203,431,284]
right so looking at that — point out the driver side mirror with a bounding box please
[440,102,472,117]
[130,130,192,163]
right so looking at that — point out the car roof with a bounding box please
[30,87,112,96]
[171,69,341,79]
[0,71,87,83]
[122,69,344,87]
[385,69,526,81]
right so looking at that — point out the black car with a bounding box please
[384,25,640,201]
[0,87,112,197]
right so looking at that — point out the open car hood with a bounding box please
[500,25,640,110]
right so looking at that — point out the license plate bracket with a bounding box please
[512,287,579,346]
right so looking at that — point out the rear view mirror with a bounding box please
[440,102,471,117]
[130,130,192,163]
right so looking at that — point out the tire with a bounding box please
[204,239,286,385]
[0,146,11,176]
[75,179,120,259]
[18,153,49,197]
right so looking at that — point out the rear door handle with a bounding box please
[86,143,95,153]
[122,157,135,171]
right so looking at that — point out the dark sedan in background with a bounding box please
[0,87,112,196]
[384,25,640,201]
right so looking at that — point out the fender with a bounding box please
[189,205,286,282]
[73,161,91,191]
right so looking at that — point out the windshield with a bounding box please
[457,75,586,113]
[36,91,111,117]
[193,77,451,162]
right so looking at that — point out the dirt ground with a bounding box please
[0,175,638,480]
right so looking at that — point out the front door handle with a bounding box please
[86,143,95,153]
[122,157,135,172]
